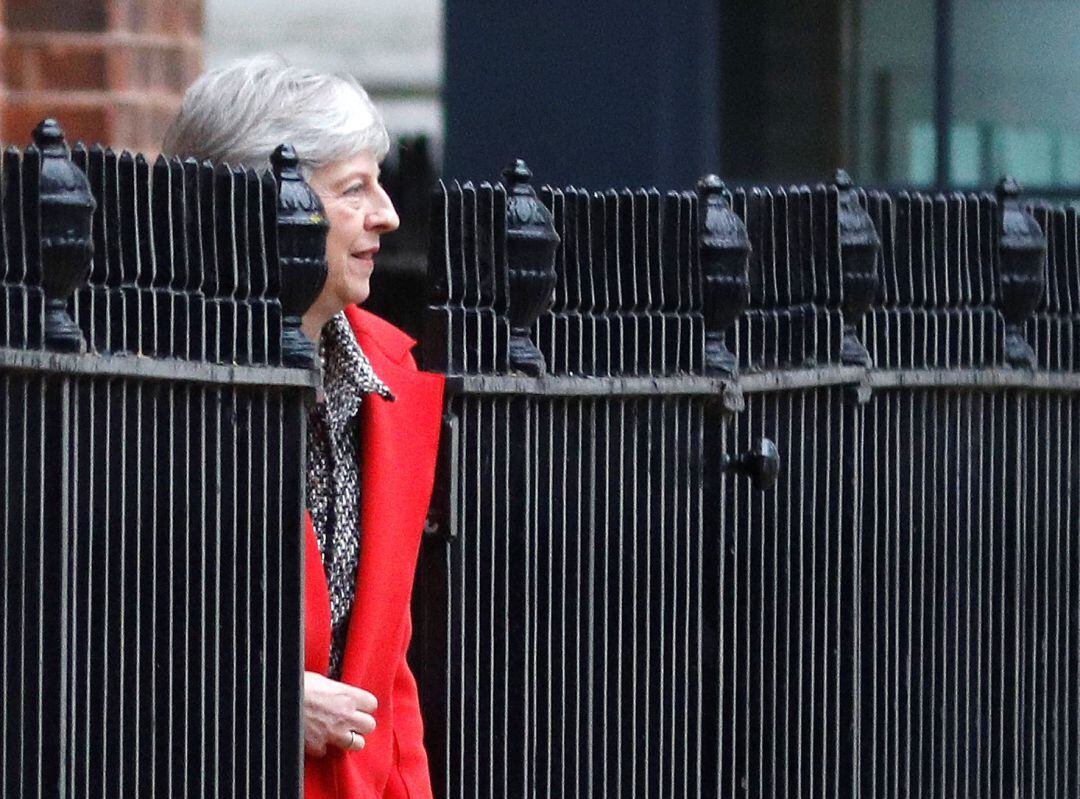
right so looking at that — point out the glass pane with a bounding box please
[848,0,936,185]
[909,120,937,186]
[953,0,1080,190]
[1063,134,1080,184]
[994,127,1054,186]
[951,123,981,186]
[848,0,1080,191]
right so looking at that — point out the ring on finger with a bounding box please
[348,729,361,750]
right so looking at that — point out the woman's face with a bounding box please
[307,150,400,316]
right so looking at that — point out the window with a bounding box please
[848,0,1080,200]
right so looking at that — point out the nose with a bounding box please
[367,184,400,234]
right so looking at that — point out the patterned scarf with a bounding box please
[306,312,393,679]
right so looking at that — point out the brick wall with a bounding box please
[0,0,202,152]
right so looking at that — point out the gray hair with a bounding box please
[162,54,390,176]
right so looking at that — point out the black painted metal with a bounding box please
[1,142,45,349]
[35,120,95,353]
[836,168,881,367]
[272,143,328,369]
[8,119,1079,797]
[502,159,559,376]
[996,176,1046,369]
[721,436,780,491]
[1,122,315,796]
[415,164,1080,798]
[697,175,750,376]
[67,144,285,366]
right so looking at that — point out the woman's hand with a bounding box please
[303,671,378,757]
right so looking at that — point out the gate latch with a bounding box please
[722,437,780,491]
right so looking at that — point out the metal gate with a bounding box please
[0,121,324,797]
[414,162,1080,798]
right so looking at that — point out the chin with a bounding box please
[347,284,372,306]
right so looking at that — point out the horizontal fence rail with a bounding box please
[0,121,325,797]
[414,160,1080,798]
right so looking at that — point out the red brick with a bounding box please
[5,0,108,32]
[125,44,191,93]
[3,38,109,91]
[111,95,181,154]
[95,40,199,95]
[106,43,132,91]
[181,44,202,87]
[0,0,201,152]
[112,0,202,36]
[1,100,110,147]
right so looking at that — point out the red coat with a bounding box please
[303,306,445,799]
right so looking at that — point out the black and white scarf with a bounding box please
[306,312,393,679]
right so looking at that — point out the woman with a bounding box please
[164,55,444,799]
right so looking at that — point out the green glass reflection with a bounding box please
[849,0,1080,190]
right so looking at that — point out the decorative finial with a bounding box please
[272,142,328,369]
[834,168,880,367]
[696,174,750,376]
[503,159,532,185]
[32,119,67,155]
[697,174,725,194]
[996,175,1021,199]
[994,175,1045,368]
[34,118,95,352]
[271,143,301,177]
[501,158,559,376]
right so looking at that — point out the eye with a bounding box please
[343,182,366,196]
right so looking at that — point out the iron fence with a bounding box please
[0,121,325,797]
[414,160,1080,798]
[4,113,1080,798]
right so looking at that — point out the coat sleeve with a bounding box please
[387,613,434,799]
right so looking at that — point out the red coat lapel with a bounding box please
[303,307,444,799]
[338,306,444,685]
[303,515,332,676]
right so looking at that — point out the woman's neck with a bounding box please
[301,306,336,343]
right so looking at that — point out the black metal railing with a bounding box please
[414,161,1080,798]
[7,112,1080,798]
[0,121,326,797]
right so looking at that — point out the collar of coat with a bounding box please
[317,312,394,432]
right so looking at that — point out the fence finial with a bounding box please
[835,169,880,367]
[995,176,1045,368]
[502,158,558,376]
[34,118,95,353]
[697,175,750,376]
[272,143,328,368]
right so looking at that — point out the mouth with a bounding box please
[349,248,378,268]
